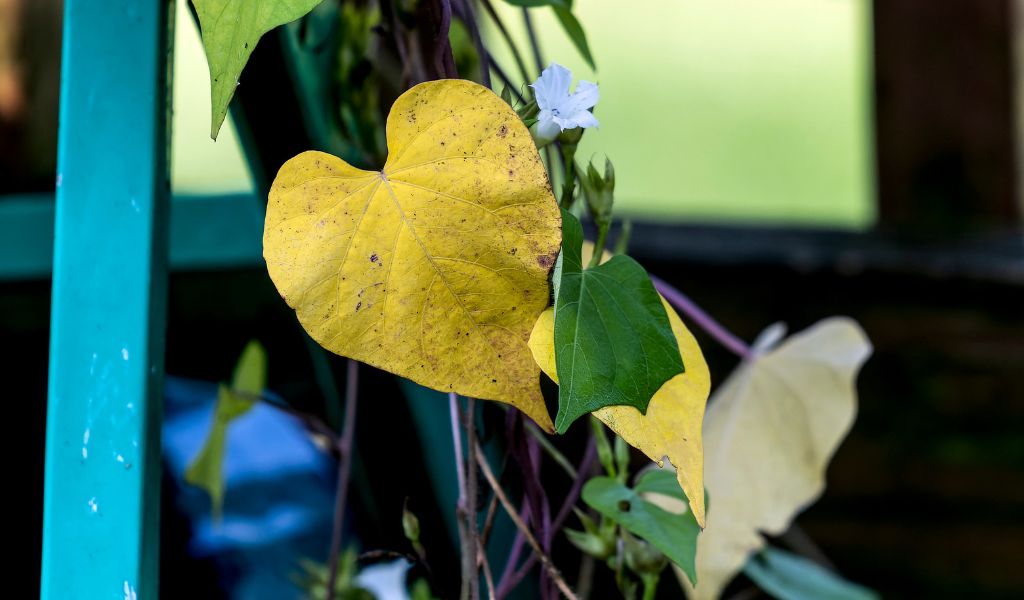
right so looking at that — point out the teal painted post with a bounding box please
[41,0,172,598]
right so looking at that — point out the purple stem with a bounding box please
[325,360,360,600]
[506,439,598,593]
[496,501,530,596]
[650,275,753,359]
[436,0,459,78]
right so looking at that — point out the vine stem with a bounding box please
[503,439,597,595]
[466,398,481,600]
[325,359,360,600]
[650,275,754,359]
[475,443,579,600]
[437,0,459,78]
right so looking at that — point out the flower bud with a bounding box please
[402,498,421,545]
[622,531,668,576]
[580,157,615,227]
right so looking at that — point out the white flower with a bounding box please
[529,63,599,144]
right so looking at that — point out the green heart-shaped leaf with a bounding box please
[552,211,682,432]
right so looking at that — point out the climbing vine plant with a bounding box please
[188,1,879,599]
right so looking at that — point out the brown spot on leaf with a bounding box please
[497,124,508,138]
[537,253,557,268]
[370,253,379,263]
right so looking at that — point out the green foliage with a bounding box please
[582,470,701,585]
[502,0,595,69]
[551,6,595,70]
[409,578,440,600]
[184,340,267,518]
[744,547,880,600]
[293,548,375,600]
[191,0,324,139]
[552,211,683,432]
[565,507,617,560]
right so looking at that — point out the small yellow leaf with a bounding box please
[529,256,710,527]
[681,318,872,600]
[264,79,561,432]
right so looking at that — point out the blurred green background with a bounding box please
[171,0,874,227]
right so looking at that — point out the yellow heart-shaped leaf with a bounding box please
[264,80,562,432]
[529,290,710,527]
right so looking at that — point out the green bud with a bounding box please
[579,156,615,228]
[622,531,668,576]
[517,98,539,121]
[614,435,630,483]
[573,507,600,536]
[590,417,616,477]
[565,527,616,560]
[402,498,420,545]
[557,126,585,145]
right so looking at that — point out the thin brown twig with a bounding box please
[480,493,500,546]
[325,359,360,600]
[475,443,579,600]
[478,539,497,600]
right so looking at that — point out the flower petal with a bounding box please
[530,63,573,111]
[562,80,600,115]
[554,109,599,131]
[534,111,563,142]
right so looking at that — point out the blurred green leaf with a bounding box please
[634,468,686,500]
[410,578,440,600]
[744,547,880,600]
[184,340,267,518]
[582,474,701,584]
[191,0,324,139]
[552,7,595,70]
[294,548,375,600]
[552,211,683,432]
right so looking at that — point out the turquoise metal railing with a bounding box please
[41,0,172,597]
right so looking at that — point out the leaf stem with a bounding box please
[325,359,360,600]
[559,143,578,210]
[588,223,609,269]
[650,275,754,360]
[526,422,577,478]
[475,443,579,600]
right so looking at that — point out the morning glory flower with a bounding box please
[529,63,599,145]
